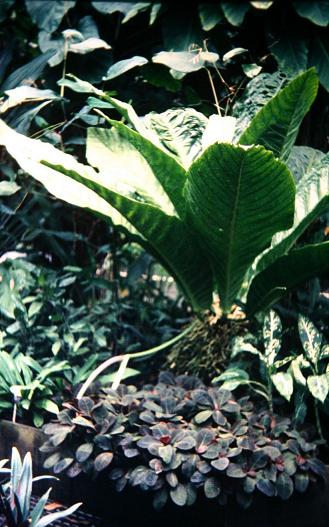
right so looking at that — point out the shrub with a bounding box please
[41,373,326,510]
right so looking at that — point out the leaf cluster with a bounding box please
[0,447,80,527]
[41,373,326,510]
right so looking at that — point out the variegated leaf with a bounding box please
[307,374,329,403]
[263,310,282,365]
[271,372,294,401]
[298,315,322,365]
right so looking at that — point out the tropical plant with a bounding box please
[215,311,329,440]
[1,68,328,316]
[0,349,67,427]
[0,447,80,527]
[214,310,294,413]
[40,373,326,510]
[0,254,189,387]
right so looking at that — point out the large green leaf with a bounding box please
[40,163,212,309]
[221,2,249,26]
[308,36,329,92]
[100,118,187,216]
[103,56,148,80]
[256,152,329,272]
[0,119,137,235]
[239,69,318,161]
[185,143,295,312]
[269,34,309,76]
[25,0,76,33]
[1,50,54,90]
[0,120,212,310]
[247,242,329,314]
[198,4,222,31]
[293,2,329,26]
[86,127,175,215]
[233,71,288,139]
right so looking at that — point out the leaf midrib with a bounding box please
[222,153,245,310]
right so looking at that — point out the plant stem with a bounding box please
[60,38,69,99]
[206,68,221,116]
[76,320,197,399]
[314,399,325,441]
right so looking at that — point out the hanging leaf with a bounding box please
[221,2,250,26]
[269,34,309,76]
[152,51,207,73]
[198,4,223,31]
[271,372,294,401]
[242,63,262,78]
[1,87,59,113]
[293,2,329,26]
[223,47,248,63]
[103,56,148,80]
[307,374,329,403]
[308,36,329,91]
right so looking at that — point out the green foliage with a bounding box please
[0,447,80,527]
[1,69,328,315]
[40,373,325,509]
[218,311,329,439]
[0,252,186,352]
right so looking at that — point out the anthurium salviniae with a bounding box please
[1,68,328,315]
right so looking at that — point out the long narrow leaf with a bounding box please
[239,69,318,161]
[18,451,32,520]
[0,120,139,238]
[35,502,82,527]
[30,488,51,526]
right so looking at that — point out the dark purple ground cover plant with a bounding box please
[40,373,326,510]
